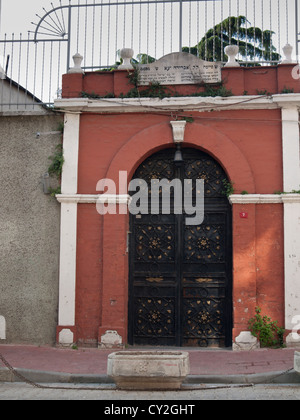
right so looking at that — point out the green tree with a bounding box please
[132,53,156,65]
[116,50,156,66]
[183,16,280,63]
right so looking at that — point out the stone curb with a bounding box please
[0,367,299,385]
[186,370,300,384]
[0,367,111,384]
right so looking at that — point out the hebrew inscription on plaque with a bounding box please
[138,52,222,86]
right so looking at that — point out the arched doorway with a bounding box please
[128,147,232,347]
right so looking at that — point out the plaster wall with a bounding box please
[0,114,62,344]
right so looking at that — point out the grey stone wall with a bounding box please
[0,113,63,345]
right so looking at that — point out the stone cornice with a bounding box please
[56,194,131,204]
[281,194,300,203]
[56,193,300,205]
[272,94,300,109]
[229,194,300,204]
[54,93,300,114]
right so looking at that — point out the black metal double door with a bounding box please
[128,148,232,347]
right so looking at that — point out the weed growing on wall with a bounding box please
[47,143,64,196]
[248,307,285,348]
[222,179,235,197]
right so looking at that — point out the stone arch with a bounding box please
[105,121,256,193]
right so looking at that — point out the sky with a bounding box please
[0,0,298,104]
[0,0,53,35]
[1,0,297,41]
[0,0,298,68]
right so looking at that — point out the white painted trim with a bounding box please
[228,194,284,204]
[283,201,300,332]
[0,316,6,340]
[280,106,300,336]
[57,112,80,342]
[61,113,81,194]
[59,329,75,346]
[229,194,300,204]
[232,331,260,351]
[272,93,300,108]
[281,107,300,192]
[56,194,131,204]
[56,193,300,205]
[58,202,77,328]
[281,194,300,203]
[55,93,300,114]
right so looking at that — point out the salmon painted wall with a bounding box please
[76,204,102,345]
[73,111,284,345]
[77,109,283,194]
[63,67,287,345]
[75,203,284,345]
[62,64,300,98]
[232,203,284,340]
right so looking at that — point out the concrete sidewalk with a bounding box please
[0,344,299,384]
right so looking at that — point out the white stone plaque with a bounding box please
[138,52,222,86]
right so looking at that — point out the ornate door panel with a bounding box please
[128,148,232,347]
[182,210,231,347]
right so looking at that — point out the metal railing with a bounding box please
[0,0,299,110]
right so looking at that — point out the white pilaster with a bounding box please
[57,112,80,345]
[61,113,81,194]
[58,201,78,327]
[283,195,300,345]
[0,316,6,340]
[281,107,300,192]
[281,106,300,346]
